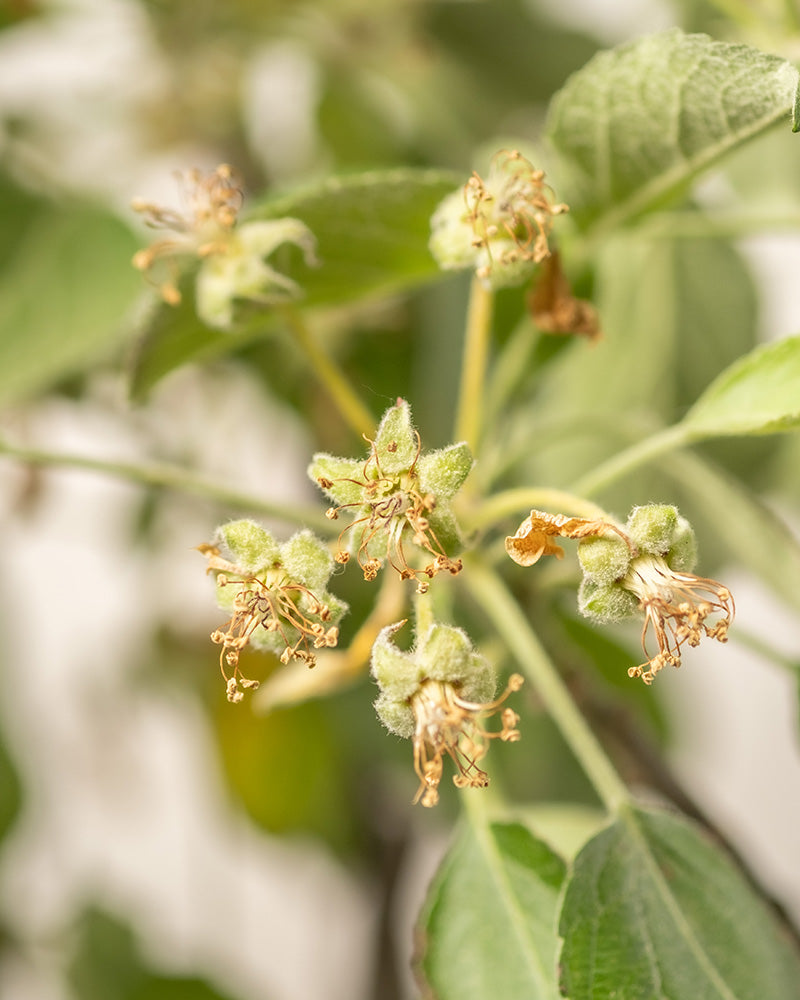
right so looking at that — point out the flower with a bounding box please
[132,164,316,328]
[371,622,523,807]
[200,520,347,703]
[507,503,734,684]
[309,400,472,592]
[429,149,569,289]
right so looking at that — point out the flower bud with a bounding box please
[577,535,632,585]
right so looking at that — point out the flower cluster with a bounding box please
[200,520,347,702]
[309,400,472,592]
[507,504,734,684]
[429,149,568,289]
[371,621,523,806]
[132,164,316,329]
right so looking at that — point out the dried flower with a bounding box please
[310,400,472,592]
[429,149,569,289]
[508,503,734,684]
[132,164,316,328]
[371,621,523,807]
[200,521,347,703]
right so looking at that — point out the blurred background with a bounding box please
[1,1,800,998]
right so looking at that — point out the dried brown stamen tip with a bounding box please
[410,674,524,807]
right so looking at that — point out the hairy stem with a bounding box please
[282,307,376,440]
[463,559,630,813]
[0,438,330,531]
[454,276,494,451]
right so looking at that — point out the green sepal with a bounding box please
[216,519,280,573]
[627,504,679,555]
[427,506,465,557]
[374,399,418,474]
[374,690,416,738]
[578,535,632,585]
[307,454,366,506]
[280,529,335,592]
[417,624,474,679]
[666,517,698,573]
[371,622,423,699]
[579,579,639,623]
[418,442,474,499]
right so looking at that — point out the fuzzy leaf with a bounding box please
[547,30,799,231]
[128,169,459,397]
[416,821,565,1000]
[682,335,800,438]
[559,806,800,1000]
[0,205,140,404]
[418,442,474,498]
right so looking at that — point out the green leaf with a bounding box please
[682,335,800,438]
[546,29,799,232]
[128,168,459,396]
[665,449,800,612]
[0,204,140,404]
[415,820,565,1000]
[559,805,800,1000]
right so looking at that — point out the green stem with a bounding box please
[282,307,376,440]
[463,559,630,814]
[484,318,540,424]
[454,276,494,451]
[0,439,331,531]
[571,424,689,499]
[462,487,610,535]
[413,586,436,637]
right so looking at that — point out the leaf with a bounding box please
[559,805,800,1000]
[0,204,140,404]
[546,29,799,231]
[415,820,565,1000]
[682,335,800,438]
[128,168,459,396]
[665,449,800,612]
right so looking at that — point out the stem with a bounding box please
[462,487,610,535]
[454,276,494,451]
[571,424,689,499]
[281,307,375,440]
[463,559,630,813]
[0,438,330,531]
[484,318,540,424]
[413,587,436,637]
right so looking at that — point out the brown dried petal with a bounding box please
[528,251,601,342]
[505,509,628,566]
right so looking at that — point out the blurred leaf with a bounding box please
[0,728,21,845]
[69,909,241,1000]
[247,168,460,306]
[682,334,800,438]
[425,0,598,103]
[666,448,800,612]
[212,696,357,853]
[532,234,757,494]
[0,203,140,404]
[547,29,799,231]
[559,805,800,1000]
[0,172,44,272]
[129,169,459,397]
[415,820,565,1000]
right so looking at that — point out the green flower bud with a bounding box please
[578,579,639,623]
[626,504,679,555]
[578,535,632,585]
